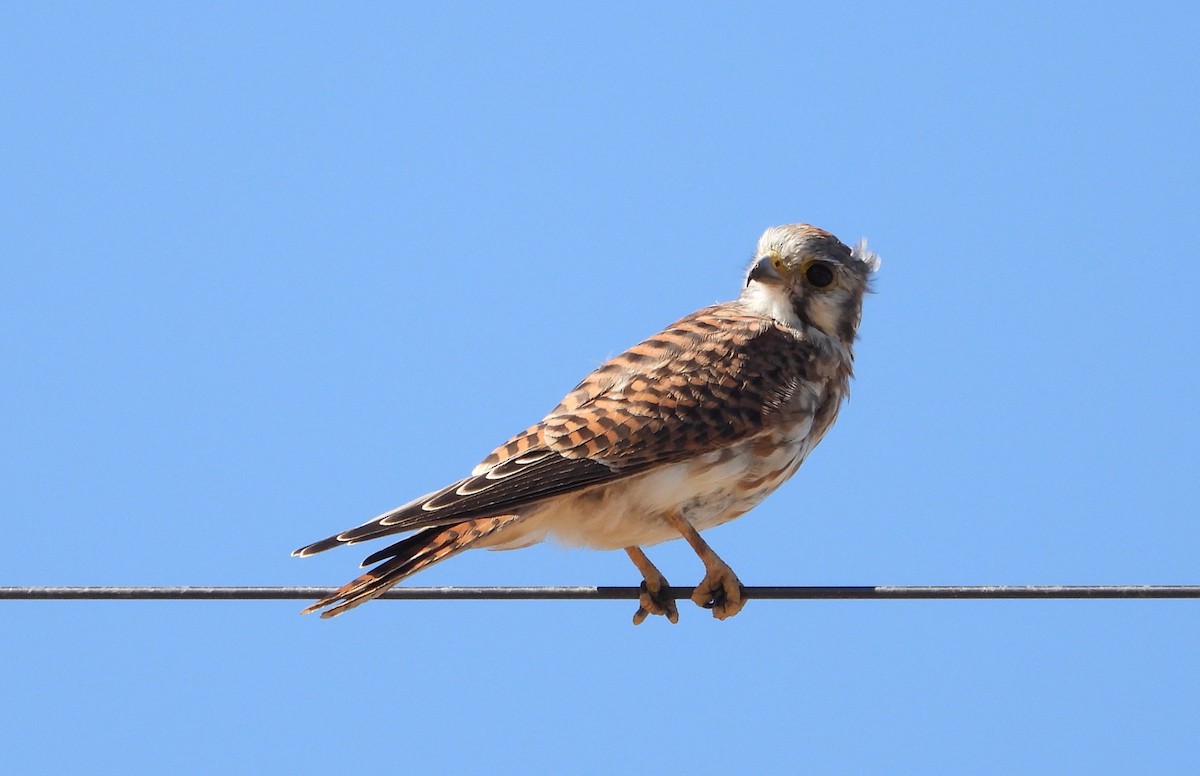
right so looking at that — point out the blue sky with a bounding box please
[3,2,1199,774]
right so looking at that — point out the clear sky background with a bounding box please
[3,3,1198,774]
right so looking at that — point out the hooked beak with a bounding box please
[746,254,784,286]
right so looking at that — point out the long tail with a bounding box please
[302,515,523,618]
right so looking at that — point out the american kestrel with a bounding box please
[295,224,879,623]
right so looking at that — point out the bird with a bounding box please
[294,223,879,623]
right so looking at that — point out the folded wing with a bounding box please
[293,303,814,558]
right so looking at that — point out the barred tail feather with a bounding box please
[301,515,522,618]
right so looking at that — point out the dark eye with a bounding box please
[804,261,836,288]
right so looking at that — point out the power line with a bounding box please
[2,585,1199,601]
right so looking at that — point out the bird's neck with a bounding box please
[739,282,855,364]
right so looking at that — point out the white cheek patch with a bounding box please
[805,296,842,333]
[740,280,802,329]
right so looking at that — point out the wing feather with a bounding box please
[293,303,819,557]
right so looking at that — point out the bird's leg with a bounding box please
[624,546,679,625]
[662,511,746,620]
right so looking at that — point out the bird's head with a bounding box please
[741,223,880,344]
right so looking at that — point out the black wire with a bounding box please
[2,585,1198,600]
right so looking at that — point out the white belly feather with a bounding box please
[480,418,816,552]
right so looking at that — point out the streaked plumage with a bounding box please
[295,224,879,622]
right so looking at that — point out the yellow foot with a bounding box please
[691,561,746,620]
[633,573,679,625]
